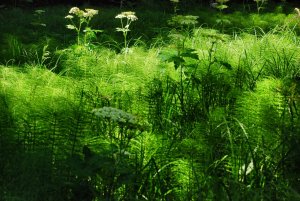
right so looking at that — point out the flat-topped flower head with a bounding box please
[35,9,45,14]
[69,7,80,15]
[295,8,300,17]
[85,9,98,15]
[83,8,99,18]
[115,11,138,21]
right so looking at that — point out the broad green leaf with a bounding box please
[180,48,199,60]
[158,49,178,62]
[169,56,185,69]
[218,61,233,70]
[217,5,228,10]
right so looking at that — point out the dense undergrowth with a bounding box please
[1,1,300,201]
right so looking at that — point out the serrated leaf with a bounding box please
[217,4,228,10]
[93,30,103,33]
[171,56,185,69]
[191,74,201,85]
[180,48,199,60]
[185,64,198,69]
[218,61,233,70]
[181,53,198,59]
[158,50,178,62]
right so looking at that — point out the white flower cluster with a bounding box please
[69,7,81,15]
[295,8,300,17]
[66,7,98,19]
[66,24,76,30]
[65,15,74,19]
[115,11,138,21]
[35,9,45,14]
[65,7,99,30]
[83,8,99,18]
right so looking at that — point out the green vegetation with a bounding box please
[1,1,300,200]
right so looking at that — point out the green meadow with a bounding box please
[0,1,300,200]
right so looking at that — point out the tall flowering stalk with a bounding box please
[170,0,180,15]
[65,7,100,45]
[31,9,46,27]
[253,0,268,14]
[115,11,138,53]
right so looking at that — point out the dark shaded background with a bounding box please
[1,0,298,7]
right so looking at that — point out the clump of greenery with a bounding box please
[1,3,300,201]
[92,106,148,130]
